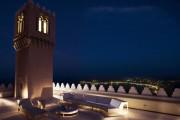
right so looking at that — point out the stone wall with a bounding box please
[0,83,14,98]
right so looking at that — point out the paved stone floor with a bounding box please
[0,98,180,120]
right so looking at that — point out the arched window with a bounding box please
[38,16,48,34]
[43,18,48,34]
[38,16,43,32]
[17,13,24,34]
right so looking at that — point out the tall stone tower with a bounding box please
[13,0,55,99]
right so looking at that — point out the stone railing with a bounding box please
[53,82,180,98]
[0,83,14,98]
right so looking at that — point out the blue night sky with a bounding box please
[0,0,180,83]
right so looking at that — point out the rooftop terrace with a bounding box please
[0,97,179,120]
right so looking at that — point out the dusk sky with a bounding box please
[0,0,180,83]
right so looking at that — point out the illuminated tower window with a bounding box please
[43,18,48,34]
[17,13,24,34]
[38,16,48,34]
[38,16,43,32]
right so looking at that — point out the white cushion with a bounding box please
[110,99,121,108]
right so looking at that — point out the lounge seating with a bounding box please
[63,93,128,116]
[35,96,79,117]
[37,97,61,110]
[19,99,47,120]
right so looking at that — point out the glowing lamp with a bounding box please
[17,99,21,111]
[17,99,20,105]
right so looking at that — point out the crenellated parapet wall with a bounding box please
[129,86,138,94]
[98,85,105,92]
[71,83,76,90]
[172,88,180,98]
[53,82,180,98]
[107,85,114,92]
[0,83,14,98]
[53,82,180,116]
[83,84,89,91]
[90,84,96,91]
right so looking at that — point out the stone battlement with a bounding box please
[53,82,180,98]
[0,83,14,98]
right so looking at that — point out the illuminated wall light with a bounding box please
[0,93,2,98]
[22,85,28,99]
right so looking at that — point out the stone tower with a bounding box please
[13,0,55,99]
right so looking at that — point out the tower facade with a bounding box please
[13,0,55,99]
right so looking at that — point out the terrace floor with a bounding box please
[0,98,180,120]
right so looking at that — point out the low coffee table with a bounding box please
[53,103,78,117]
